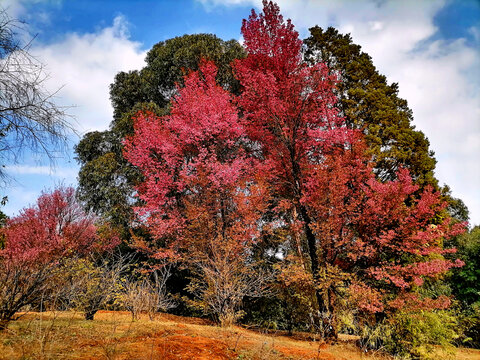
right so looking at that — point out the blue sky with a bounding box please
[2,0,479,225]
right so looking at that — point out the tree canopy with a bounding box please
[75,10,470,237]
[75,34,245,235]
[304,27,437,187]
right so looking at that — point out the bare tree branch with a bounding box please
[0,8,75,180]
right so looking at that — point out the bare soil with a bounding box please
[0,311,478,359]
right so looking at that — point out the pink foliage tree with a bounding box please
[0,186,118,329]
[124,61,270,324]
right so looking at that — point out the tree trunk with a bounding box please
[290,144,335,341]
[326,286,339,342]
[297,205,339,342]
[84,310,96,321]
[297,205,326,311]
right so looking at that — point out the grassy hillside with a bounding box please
[1,311,479,360]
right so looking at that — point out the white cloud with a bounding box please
[6,164,78,179]
[3,2,147,134]
[2,0,62,26]
[1,0,27,18]
[198,0,480,225]
[1,5,147,217]
[29,15,147,134]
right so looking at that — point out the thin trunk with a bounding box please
[327,286,338,341]
[289,141,326,314]
[298,205,337,341]
[292,207,306,270]
[288,136,335,341]
[297,204,326,314]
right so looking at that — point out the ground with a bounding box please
[0,311,478,359]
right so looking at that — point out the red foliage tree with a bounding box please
[304,146,465,325]
[0,186,118,329]
[234,0,357,330]
[234,1,465,339]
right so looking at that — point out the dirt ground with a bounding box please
[0,311,478,359]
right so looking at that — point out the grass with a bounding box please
[0,311,478,360]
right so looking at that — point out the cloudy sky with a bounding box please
[1,0,479,225]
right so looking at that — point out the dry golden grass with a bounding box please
[0,311,478,360]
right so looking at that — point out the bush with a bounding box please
[66,254,129,320]
[120,267,176,321]
[241,296,288,331]
[360,310,459,359]
[458,302,480,348]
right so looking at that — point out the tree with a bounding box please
[0,186,119,329]
[305,152,465,332]
[234,0,465,340]
[303,26,469,221]
[123,61,270,325]
[0,8,72,179]
[66,253,129,320]
[75,34,245,234]
[234,0,353,333]
[449,226,480,307]
[303,26,436,187]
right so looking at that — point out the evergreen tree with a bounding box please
[304,27,436,186]
[303,27,468,221]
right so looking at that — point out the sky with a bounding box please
[1,0,479,226]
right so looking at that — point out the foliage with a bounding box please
[303,26,436,188]
[457,302,480,348]
[449,226,480,306]
[120,0,468,339]
[0,186,119,328]
[241,296,288,331]
[446,226,480,349]
[111,34,245,121]
[303,26,468,221]
[72,2,473,350]
[274,255,322,333]
[234,1,354,337]
[232,1,465,340]
[360,310,459,359]
[66,254,128,320]
[75,34,245,234]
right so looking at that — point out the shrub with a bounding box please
[458,302,480,348]
[66,254,129,320]
[120,266,176,321]
[360,310,459,359]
